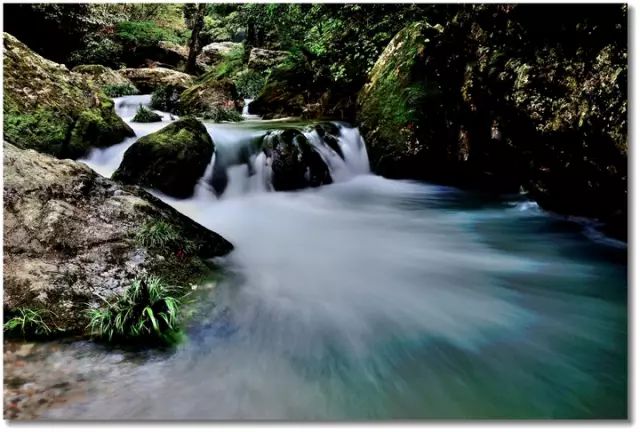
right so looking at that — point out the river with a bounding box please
[5,95,627,420]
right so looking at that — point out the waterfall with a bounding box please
[80,95,371,200]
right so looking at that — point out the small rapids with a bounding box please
[31,95,626,419]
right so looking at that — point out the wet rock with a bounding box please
[197,41,242,68]
[71,64,134,88]
[262,129,332,191]
[112,118,214,198]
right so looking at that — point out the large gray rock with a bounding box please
[3,142,232,334]
[118,67,195,93]
[71,64,134,88]
[197,42,242,68]
[248,48,289,72]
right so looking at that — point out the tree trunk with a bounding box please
[185,3,206,75]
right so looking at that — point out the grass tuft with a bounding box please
[4,308,54,337]
[86,276,185,345]
[103,83,139,98]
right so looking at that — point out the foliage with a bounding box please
[115,20,182,47]
[209,45,245,80]
[132,105,162,123]
[4,308,55,337]
[150,85,183,113]
[103,83,139,98]
[136,220,196,255]
[86,276,185,344]
[69,36,125,68]
[233,70,266,98]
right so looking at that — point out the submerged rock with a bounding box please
[262,129,332,191]
[247,48,288,72]
[3,33,134,159]
[118,67,195,93]
[112,118,214,198]
[3,142,232,335]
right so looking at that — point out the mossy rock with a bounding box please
[132,105,162,123]
[3,33,134,159]
[179,77,241,120]
[112,118,214,198]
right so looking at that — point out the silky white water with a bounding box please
[46,95,626,419]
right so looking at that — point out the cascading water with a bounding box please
[41,95,625,419]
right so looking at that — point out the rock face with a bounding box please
[262,129,332,191]
[112,118,214,198]
[3,33,134,159]
[197,41,242,68]
[118,67,195,93]
[71,64,134,88]
[179,77,241,117]
[3,142,232,334]
[247,48,288,72]
[358,5,628,239]
[156,41,188,67]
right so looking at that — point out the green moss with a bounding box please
[103,83,139,98]
[200,106,243,122]
[3,108,72,158]
[132,105,162,123]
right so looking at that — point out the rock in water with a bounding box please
[3,33,134,159]
[3,142,232,335]
[118,67,195,93]
[179,77,242,119]
[112,118,214,198]
[262,129,332,191]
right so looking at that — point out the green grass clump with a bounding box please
[4,308,54,337]
[201,106,243,122]
[132,105,162,123]
[87,276,184,345]
[136,220,196,254]
[103,83,139,98]
[234,70,267,99]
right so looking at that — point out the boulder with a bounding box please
[118,67,195,93]
[3,142,232,334]
[248,61,311,119]
[179,77,241,119]
[247,48,288,72]
[3,33,134,159]
[112,118,214,198]
[156,40,188,66]
[261,129,332,191]
[196,41,242,68]
[71,64,134,88]
[358,6,628,239]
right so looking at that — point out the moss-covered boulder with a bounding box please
[118,67,195,93]
[248,61,310,119]
[197,42,242,68]
[3,142,232,336]
[261,129,332,191]
[132,105,162,123]
[357,22,445,178]
[3,33,134,159]
[358,6,627,239]
[179,76,242,120]
[112,118,214,198]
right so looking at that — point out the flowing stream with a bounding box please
[16,95,627,419]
